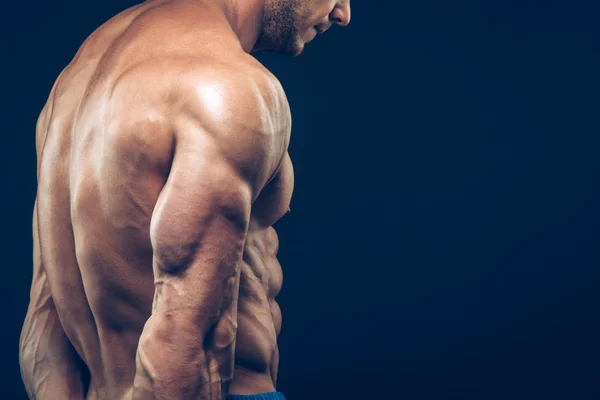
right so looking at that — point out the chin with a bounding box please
[274,39,305,57]
[288,36,307,57]
[290,44,305,57]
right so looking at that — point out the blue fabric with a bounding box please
[227,392,286,400]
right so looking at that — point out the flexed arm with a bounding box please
[132,71,287,400]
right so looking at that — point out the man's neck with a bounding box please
[225,0,265,53]
[180,0,265,53]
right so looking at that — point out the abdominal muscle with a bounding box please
[230,226,283,394]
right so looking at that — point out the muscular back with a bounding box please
[20,2,293,399]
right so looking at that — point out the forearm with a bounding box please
[132,313,232,400]
[20,294,87,400]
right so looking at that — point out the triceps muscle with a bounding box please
[133,133,251,400]
[132,71,284,399]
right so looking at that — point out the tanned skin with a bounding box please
[19,0,350,399]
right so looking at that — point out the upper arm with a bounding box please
[130,63,290,398]
[148,68,288,331]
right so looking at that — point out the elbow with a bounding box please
[134,312,237,396]
[139,312,207,362]
[135,314,209,389]
[139,310,237,357]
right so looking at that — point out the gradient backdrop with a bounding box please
[3,1,599,399]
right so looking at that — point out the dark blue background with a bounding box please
[3,1,599,399]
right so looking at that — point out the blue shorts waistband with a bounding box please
[227,392,286,400]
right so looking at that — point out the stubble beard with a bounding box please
[259,0,307,56]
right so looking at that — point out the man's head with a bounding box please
[256,0,351,56]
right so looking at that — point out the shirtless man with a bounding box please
[18,1,350,399]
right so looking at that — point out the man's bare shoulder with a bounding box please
[111,54,288,128]
[179,58,290,135]
[107,55,290,185]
